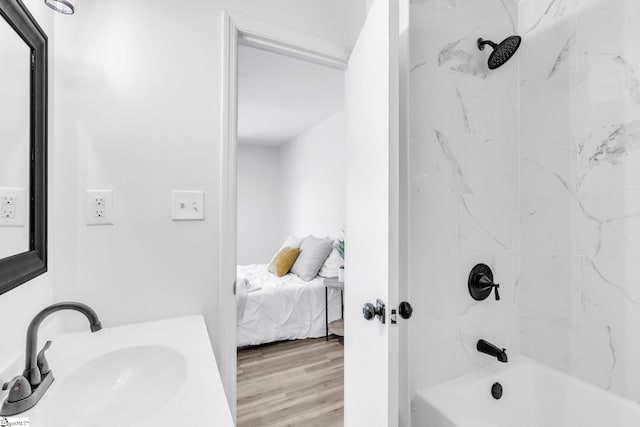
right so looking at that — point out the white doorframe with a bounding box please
[219,10,350,418]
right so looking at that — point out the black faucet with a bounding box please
[23,302,102,385]
[1,302,102,416]
[477,339,508,363]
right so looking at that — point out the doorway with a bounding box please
[218,10,352,426]
[220,2,406,425]
[234,42,347,425]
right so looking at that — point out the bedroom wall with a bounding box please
[237,144,283,265]
[237,110,346,264]
[50,0,366,411]
[280,110,346,240]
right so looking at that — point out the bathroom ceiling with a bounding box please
[237,44,345,147]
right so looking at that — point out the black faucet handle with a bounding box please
[479,275,496,288]
[37,340,52,376]
[479,274,500,300]
[2,376,31,403]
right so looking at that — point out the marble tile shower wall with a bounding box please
[410,0,640,408]
[409,0,521,394]
[519,0,640,403]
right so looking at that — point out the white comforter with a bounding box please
[236,264,342,347]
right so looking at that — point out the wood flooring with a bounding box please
[237,336,344,427]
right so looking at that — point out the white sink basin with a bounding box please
[39,345,187,427]
[6,315,233,426]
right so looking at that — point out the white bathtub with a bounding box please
[415,355,640,427]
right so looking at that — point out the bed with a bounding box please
[236,263,342,347]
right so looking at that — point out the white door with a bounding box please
[344,0,400,426]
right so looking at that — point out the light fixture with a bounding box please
[44,0,74,15]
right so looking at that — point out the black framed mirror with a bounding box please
[0,0,47,295]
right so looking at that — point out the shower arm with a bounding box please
[477,38,497,51]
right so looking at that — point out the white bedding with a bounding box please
[236,264,342,347]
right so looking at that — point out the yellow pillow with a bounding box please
[268,247,300,277]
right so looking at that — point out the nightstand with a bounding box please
[324,277,344,340]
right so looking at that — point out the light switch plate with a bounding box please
[172,191,205,221]
[86,190,114,225]
[0,187,26,227]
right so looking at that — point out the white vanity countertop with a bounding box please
[7,315,234,427]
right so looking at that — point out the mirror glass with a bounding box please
[0,15,31,259]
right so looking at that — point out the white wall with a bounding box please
[280,110,346,239]
[49,0,365,413]
[237,144,283,265]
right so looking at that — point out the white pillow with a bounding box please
[270,236,304,263]
[318,245,343,278]
[290,235,333,281]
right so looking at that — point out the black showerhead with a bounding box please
[478,36,521,70]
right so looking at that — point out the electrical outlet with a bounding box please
[86,190,114,225]
[2,206,16,219]
[0,188,26,227]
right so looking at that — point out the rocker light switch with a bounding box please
[172,191,205,221]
